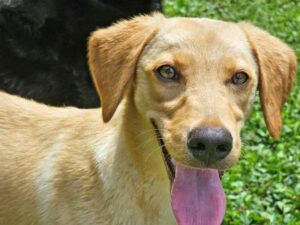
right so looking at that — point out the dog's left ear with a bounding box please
[88,14,162,122]
[239,22,297,138]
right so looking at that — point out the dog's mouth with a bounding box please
[151,119,176,181]
[151,119,226,225]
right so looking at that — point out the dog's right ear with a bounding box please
[88,14,162,122]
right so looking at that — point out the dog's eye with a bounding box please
[231,72,249,86]
[155,65,179,81]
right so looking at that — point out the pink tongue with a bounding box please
[171,164,226,225]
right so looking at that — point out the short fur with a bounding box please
[0,0,162,108]
[0,14,296,225]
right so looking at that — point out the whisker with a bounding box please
[144,145,162,163]
[134,138,157,151]
[135,128,168,138]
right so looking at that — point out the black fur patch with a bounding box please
[0,0,162,107]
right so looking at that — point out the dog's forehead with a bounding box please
[155,17,250,54]
[140,17,257,75]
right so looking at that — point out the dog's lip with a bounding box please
[150,119,175,182]
[150,119,225,183]
[161,144,176,182]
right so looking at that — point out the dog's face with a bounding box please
[89,14,296,171]
[134,18,259,170]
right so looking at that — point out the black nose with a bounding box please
[187,127,233,165]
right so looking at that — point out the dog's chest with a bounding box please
[96,163,176,225]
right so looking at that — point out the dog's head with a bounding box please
[88,14,296,224]
[89,14,296,169]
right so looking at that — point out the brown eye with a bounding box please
[155,65,179,81]
[231,72,249,86]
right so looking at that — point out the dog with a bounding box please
[0,0,162,108]
[0,14,296,225]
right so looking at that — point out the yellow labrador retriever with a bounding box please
[0,14,296,225]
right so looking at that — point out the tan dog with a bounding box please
[0,14,296,225]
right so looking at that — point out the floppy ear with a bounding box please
[239,22,297,138]
[88,14,162,122]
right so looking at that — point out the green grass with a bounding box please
[163,1,300,224]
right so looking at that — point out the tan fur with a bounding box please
[89,14,163,122]
[0,14,296,225]
[239,22,297,138]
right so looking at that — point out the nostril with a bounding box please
[216,143,232,159]
[189,141,205,151]
[216,144,229,153]
[197,143,205,151]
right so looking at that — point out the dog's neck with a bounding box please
[122,96,171,192]
[123,101,166,171]
[95,97,174,224]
